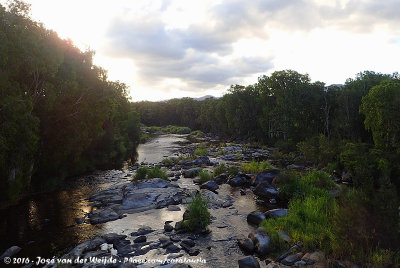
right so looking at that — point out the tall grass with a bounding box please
[194,147,208,156]
[198,170,213,183]
[213,163,227,177]
[240,161,273,173]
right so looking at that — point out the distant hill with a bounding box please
[194,95,215,101]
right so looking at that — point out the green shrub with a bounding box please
[227,166,239,176]
[181,193,211,232]
[277,171,336,201]
[161,157,174,166]
[198,170,213,183]
[134,167,148,180]
[216,150,225,156]
[146,126,163,133]
[134,166,168,180]
[147,166,168,180]
[213,163,227,177]
[163,125,191,134]
[302,170,337,190]
[139,133,149,143]
[240,160,273,173]
[190,130,204,136]
[261,192,335,253]
[194,147,208,156]
[297,134,338,166]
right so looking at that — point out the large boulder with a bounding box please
[238,256,260,268]
[214,174,228,185]
[247,211,266,225]
[265,209,288,218]
[252,169,279,186]
[183,168,201,178]
[253,181,278,198]
[237,235,254,254]
[0,246,21,260]
[200,180,219,193]
[88,208,121,224]
[228,177,248,187]
[249,229,271,256]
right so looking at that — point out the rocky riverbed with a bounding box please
[1,134,345,268]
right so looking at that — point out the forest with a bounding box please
[0,1,141,201]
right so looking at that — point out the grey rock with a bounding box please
[252,169,279,186]
[181,239,195,247]
[247,211,266,225]
[167,205,181,211]
[253,182,278,198]
[133,235,147,243]
[214,174,228,185]
[75,217,85,224]
[0,246,21,259]
[131,226,154,236]
[250,229,271,256]
[228,177,248,187]
[68,237,106,259]
[183,168,201,178]
[238,256,260,268]
[237,235,254,253]
[265,209,288,218]
[164,223,174,232]
[192,156,210,166]
[281,254,301,266]
[200,180,219,193]
[88,208,120,224]
[102,233,127,244]
[166,244,180,253]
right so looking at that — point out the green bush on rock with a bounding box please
[181,194,211,232]
[134,166,168,180]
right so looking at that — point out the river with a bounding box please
[0,134,270,267]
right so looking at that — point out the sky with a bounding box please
[5,0,400,101]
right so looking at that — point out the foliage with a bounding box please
[213,163,227,177]
[181,193,211,232]
[139,133,149,143]
[240,161,273,173]
[161,157,174,166]
[297,135,339,166]
[261,190,335,252]
[227,166,239,176]
[190,130,204,136]
[360,79,400,152]
[198,170,213,184]
[134,166,168,180]
[0,1,140,200]
[134,167,148,180]
[194,147,208,157]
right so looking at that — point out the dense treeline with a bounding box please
[135,70,396,145]
[0,1,140,201]
[135,70,400,258]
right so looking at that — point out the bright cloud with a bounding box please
[4,0,400,101]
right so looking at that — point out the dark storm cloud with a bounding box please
[104,0,400,92]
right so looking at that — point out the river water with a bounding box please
[0,135,187,261]
[0,134,268,267]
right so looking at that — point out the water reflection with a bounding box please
[0,134,187,259]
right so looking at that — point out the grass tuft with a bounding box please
[240,160,273,173]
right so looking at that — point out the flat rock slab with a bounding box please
[87,178,189,224]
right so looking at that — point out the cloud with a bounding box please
[103,0,400,93]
